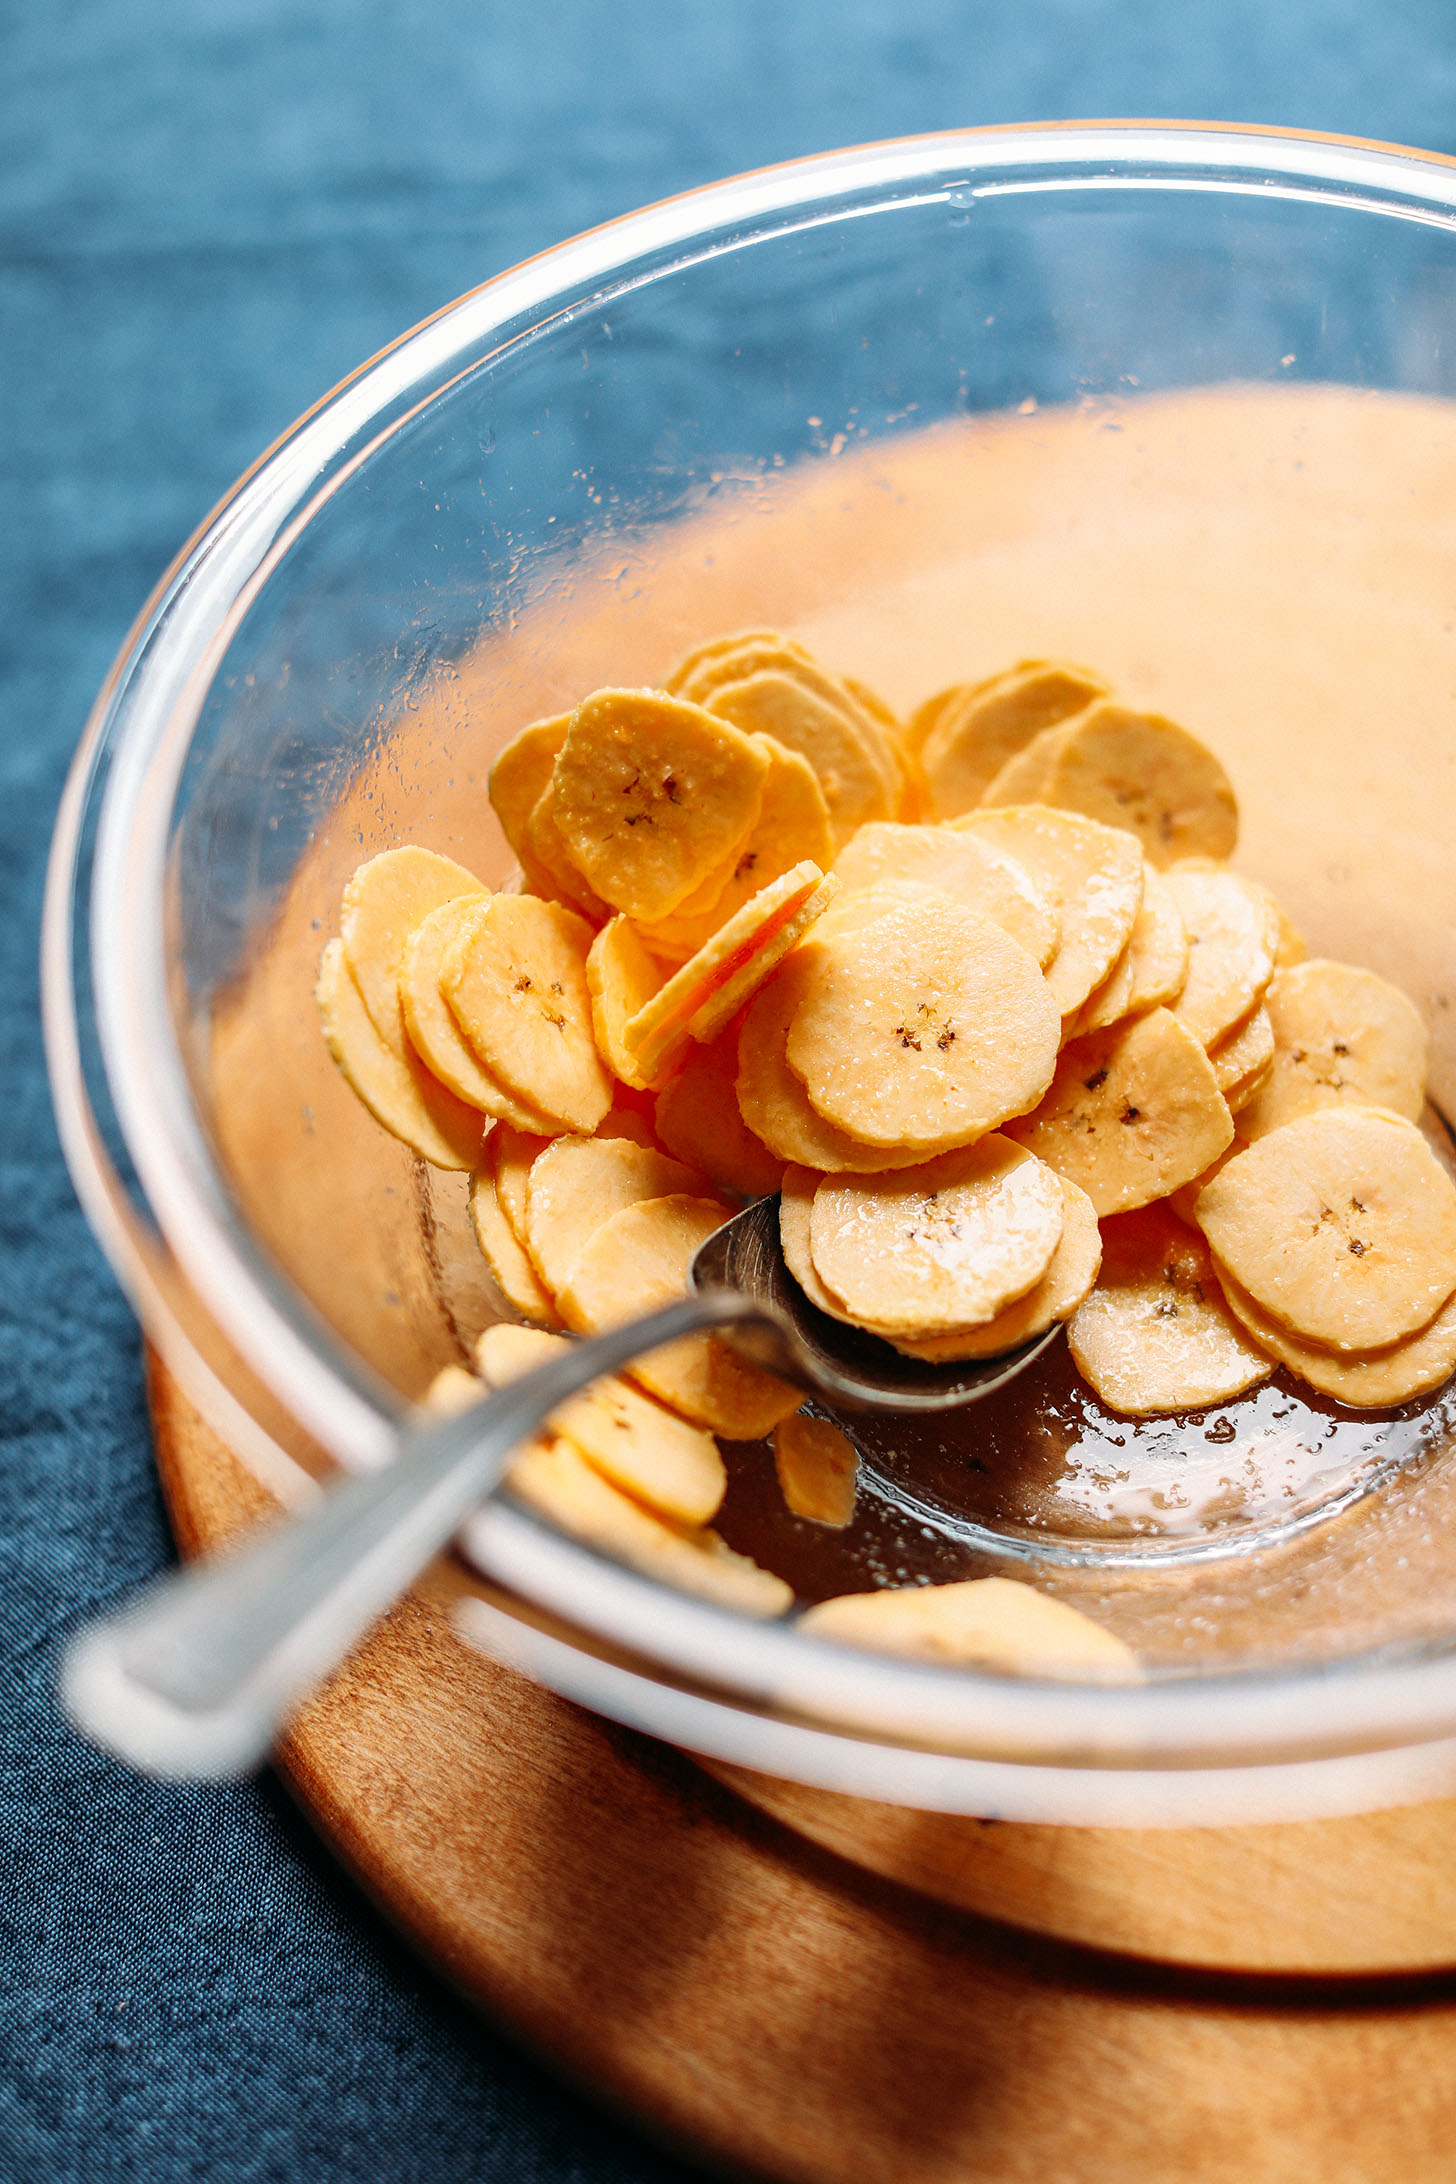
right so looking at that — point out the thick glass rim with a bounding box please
[42,121,1456,1795]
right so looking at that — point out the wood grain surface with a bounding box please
[151,1354,1456,2184]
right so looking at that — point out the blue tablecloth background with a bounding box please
[7,5,1456,2177]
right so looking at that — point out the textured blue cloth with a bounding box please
[7,4,1456,2177]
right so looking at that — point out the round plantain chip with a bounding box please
[400,896,557,1131]
[508,1436,792,1617]
[831,820,1058,967]
[890,1176,1102,1362]
[1072,863,1190,1036]
[653,1027,785,1201]
[557,1192,805,1438]
[784,896,1060,1153]
[773,1412,858,1528]
[586,916,674,1091]
[799,1576,1139,1677]
[316,939,485,1170]
[1220,1273,1456,1410]
[808,1138,1066,1338]
[1195,1108,1456,1353]
[666,628,813,703]
[624,861,838,1078]
[487,714,569,880]
[1209,1003,1276,1109]
[1066,1204,1273,1416]
[523,1133,705,1299]
[951,806,1144,1021]
[443,892,613,1134]
[704,670,896,845]
[524,779,612,923]
[1164,865,1281,1051]
[488,1121,556,1249]
[468,1172,562,1326]
[551,687,770,921]
[1003,1006,1234,1217]
[634,737,834,961]
[919,661,1110,819]
[340,843,486,1047]
[737,950,950,1174]
[990,701,1239,869]
[1237,958,1429,1142]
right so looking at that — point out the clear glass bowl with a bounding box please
[44,122,1456,1826]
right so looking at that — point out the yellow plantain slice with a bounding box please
[488,1121,556,1248]
[1167,1138,1245,1228]
[523,1133,705,1299]
[737,950,935,1174]
[951,806,1144,1021]
[1066,1205,1273,1416]
[809,1138,1066,1337]
[585,917,674,1091]
[443,893,613,1134]
[1004,1006,1234,1217]
[990,702,1239,868]
[1209,1003,1275,1112]
[623,861,837,1078]
[475,1322,726,1527]
[665,628,812,702]
[676,637,894,793]
[1220,1275,1456,1410]
[890,1176,1102,1362]
[633,737,835,960]
[551,688,769,921]
[399,896,557,1131]
[783,897,1059,1153]
[1164,865,1280,1050]
[1071,864,1190,1036]
[508,1436,792,1616]
[653,1027,785,1201]
[1237,959,1429,1142]
[920,661,1110,818]
[487,713,569,881]
[340,843,486,1046]
[799,1576,1139,1678]
[831,821,1059,968]
[468,1172,563,1326]
[557,1193,804,1436]
[316,939,485,1170]
[524,779,612,923]
[703,671,896,845]
[1195,1108,1456,1352]
[773,1412,858,1527]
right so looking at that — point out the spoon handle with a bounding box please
[62,1291,765,1779]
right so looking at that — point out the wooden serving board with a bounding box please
[151,1354,1456,2184]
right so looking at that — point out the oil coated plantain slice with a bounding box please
[1066,1204,1273,1416]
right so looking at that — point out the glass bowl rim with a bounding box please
[42,118,1456,1790]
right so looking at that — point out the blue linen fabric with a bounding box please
[6,4,1456,2177]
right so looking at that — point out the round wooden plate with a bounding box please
[150,1354,1456,2184]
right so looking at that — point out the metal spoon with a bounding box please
[62,1195,1056,1779]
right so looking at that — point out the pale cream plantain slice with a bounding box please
[1209,1003,1276,1111]
[653,1027,785,1201]
[1220,1274,1456,1409]
[951,806,1144,1022]
[551,687,769,921]
[987,701,1238,869]
[704,670,896,845]
[339,844,487,1049]
[400,896,558,1131]
[1164,865,1280,1050]
[1195,1107,1456,1352]
[443,893,613,1134]
[523,1133,705,1299]
[468,1166,562,1326]
[476,1323,726,1527]
[784,896,1059,1153]
[487,714,569,887]
[831,820,1059,967]
[919,661,1110,818]
[585,916,673,1091]
[524,779,612,923]
[665,628,814,702]
[1066,1204,1273,1416]
[1071,863,1190,1036]
[773,1413,858,1528]
[316,939,485,1170]
[890,1176,1102,1363]
[808,1139,1066,1338]
[1238,959,1428,1141]
[799,1576,1139,1677]
[557,1192,804,1437]
[508,1436,792,1616]
[737,951,932,1173]
[1003,1007,1234,1217]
